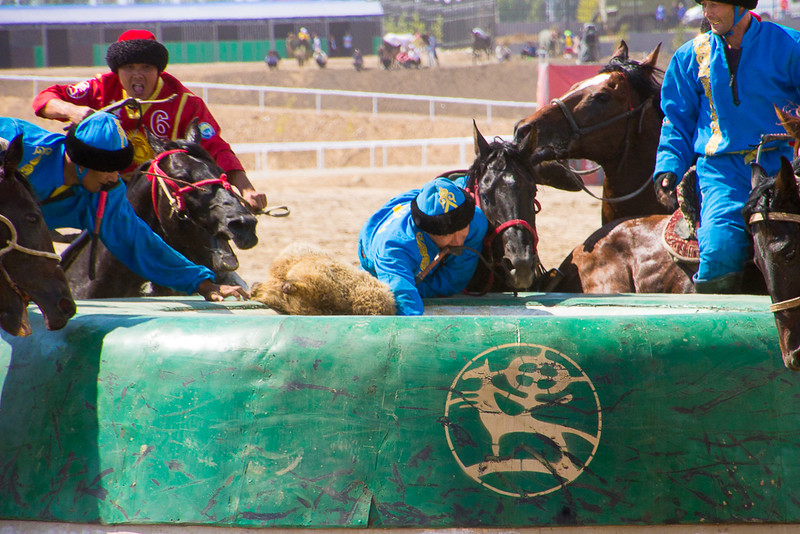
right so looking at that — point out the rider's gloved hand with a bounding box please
[653,171,679,211]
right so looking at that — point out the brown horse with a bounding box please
[514,41,670,225]
[745,156,800,370]
[0,135,75,336]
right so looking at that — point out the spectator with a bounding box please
[343,30,353,54]
[32,29,267,212]
[265,50,280,70]
[353,49,364,71]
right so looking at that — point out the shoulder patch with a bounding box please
[198,122,216,139]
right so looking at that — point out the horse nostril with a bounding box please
[60,298,77,318]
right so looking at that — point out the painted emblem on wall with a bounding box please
[444,343,602,497]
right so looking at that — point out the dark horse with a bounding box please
[455,123,580,292]
[0,135,75,335]
[63,119,259,298]
[514,41,670,225]
[743,106,800,369]
[745,156,800,370]
[471,31,492,63]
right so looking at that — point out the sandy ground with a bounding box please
[0,50,605,289]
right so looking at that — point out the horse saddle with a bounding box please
[661,209,699,263]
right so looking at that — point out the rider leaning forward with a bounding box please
[358,177,488,316]
[32,29,267,212]
[0,112,248,302]
[653,0,800,293]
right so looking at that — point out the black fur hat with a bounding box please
[411,178,475,236]
[106,29,169,73]
[695,0,758,9]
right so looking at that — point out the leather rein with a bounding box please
[549,71,656,205]
[748,211,800,313]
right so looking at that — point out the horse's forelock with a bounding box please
[600,58,663,114]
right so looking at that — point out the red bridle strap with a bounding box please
[148,148,232,221]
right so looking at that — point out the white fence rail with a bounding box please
[0,75,537,124]
[232,136,504,172]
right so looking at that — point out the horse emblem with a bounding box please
[444,343,602,497]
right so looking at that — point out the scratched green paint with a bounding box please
[0,294,796,528]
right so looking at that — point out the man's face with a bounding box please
[80,169,120,193]
[430,225,470,249]
[702,1,737,35]
[117,63,159,99]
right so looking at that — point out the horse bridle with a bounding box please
[549,71,655,204]
[464,172,542,294]
[748,211,800,313]
[142,149,233,223]
[0,213,61,300]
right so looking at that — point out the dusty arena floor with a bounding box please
[0,50,614,289]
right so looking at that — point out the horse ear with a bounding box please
[775,155,800,201]
[146,128,166,154]
[185,118,203,145]
[473,119,490,159]
[775,104,800,141]
[641,42,661,69]
[751,161,769,190]
[3,135,24,175]
[612,41,629,62]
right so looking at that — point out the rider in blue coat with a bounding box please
[653,0,800,293]
[0,113,248,301]
[358,176,488,316]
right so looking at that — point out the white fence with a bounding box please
[0,75,530,172]
[0,75,537,124]
[232,136,500,172]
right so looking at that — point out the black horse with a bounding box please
[0,135,75,335]
[63,119,259,298]
[746,156,800,370]
[459,123,578,293]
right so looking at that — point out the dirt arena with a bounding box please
[0,49,608,289]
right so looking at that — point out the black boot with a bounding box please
[694,272,744,294]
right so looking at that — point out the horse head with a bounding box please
[513,41,665,223]
[142,119,258,275]
[0,135,75,336]
[468,122,541,291]
[746,153,800,370]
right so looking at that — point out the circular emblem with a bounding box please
[67,80,90,98]
[444,343,602,497]
[198,122,216,139]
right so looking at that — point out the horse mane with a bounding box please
[600,55,664,117]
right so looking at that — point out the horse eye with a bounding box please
[25,213,40,225]
[592,92,611,103]
[481,193,490,206]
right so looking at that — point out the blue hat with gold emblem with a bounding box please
[411,178,475,236]
[65,111,134,172]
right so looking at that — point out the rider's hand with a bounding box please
[197,280,250,301]
[653,171,679,211]
[242,189,268,211]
